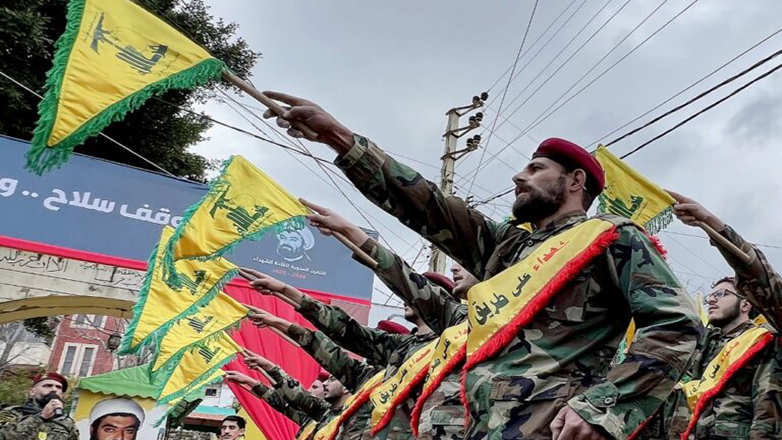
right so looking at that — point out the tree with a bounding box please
[0,0,259,181]
[0,318,58,372]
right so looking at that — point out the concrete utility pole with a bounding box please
[429,92,489,274]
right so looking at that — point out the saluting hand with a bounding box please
[262,91,354,154]
[225,370,259,387]
[300,198,369,245]
[668,190,726,232]
[243,349,276,372]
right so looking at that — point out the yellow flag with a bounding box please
[595,146,675,234]
[156,332,242,404]
[119,226,238,355]
[27,0,226,174]
[151,292,248,374]
[163,155,309,285]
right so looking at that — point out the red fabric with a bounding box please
[223,284,325,440]
[410,345,466,437]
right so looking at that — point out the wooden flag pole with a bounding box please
[699,223,752,265]
[331,231,379,270]
[223,71,319,140]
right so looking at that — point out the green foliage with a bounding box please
[0,0,259,181]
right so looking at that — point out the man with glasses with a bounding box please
[658,192,782,439]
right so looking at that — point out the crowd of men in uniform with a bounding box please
[0,90,780,440]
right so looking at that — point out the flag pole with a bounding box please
[699,223,752,264]
[222,71,318,140]
[331,231,379,269]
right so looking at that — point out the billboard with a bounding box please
[0,136,374,301]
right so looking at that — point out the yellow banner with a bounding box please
[370,339,438,433]
[151,292,248,373]
[312,370,385,440]
[120,227,238,354]
[595,146,675,234]
[682,326,772,409]
[411,322,468,436]
[28,0,225,174]
[296,421,317,440]
[164,156,309,284]
[156,332,242,404]
[466,219,617,366]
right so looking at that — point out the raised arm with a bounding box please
[302,198,466,333]
[262,91,505,277]
[671,191,782,330]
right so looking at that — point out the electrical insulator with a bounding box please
[475,112,484,121]
[472,96,480,105]
[480,91,489,101]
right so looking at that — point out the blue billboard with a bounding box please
[0,135,374,301]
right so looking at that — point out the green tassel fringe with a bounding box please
[117,242,161,355]
[155,347,237,405]
[643,205,673,236]
[148,315,246,377]
[25,0,226,175]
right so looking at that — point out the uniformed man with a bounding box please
[301,198,478,440]
[0,372,78,440]
[659,192,782,439]
[243,310,382,440]
[225,368,331,429]
[260,92,702,440]
[243,265,441,440]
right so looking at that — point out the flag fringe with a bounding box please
[25,0,226,174]
[156,352,235,405]
[117,242,161,355]
[148,315,246,376]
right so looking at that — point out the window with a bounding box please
[58,343,98,377]
[204,387,219,397]
[71,315,106,329]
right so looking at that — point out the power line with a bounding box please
[457,0,629,187]
[662,230,782,250]
[605,44,782,148]
[469,0,540,196]
[587,28,782,147]
[620,59,782,158]
[463,0,700,184]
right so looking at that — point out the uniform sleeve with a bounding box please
[714,225,782,332]
[358,237,467,334]
[335,134,504,278]
[251,383,307,426]
[287,324,380,393]
[749,344,782,440]
[568,226,702,439]
[296,295,408,366]
[269,366,330,421]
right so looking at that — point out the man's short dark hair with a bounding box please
[222,415,246,429]
[712,276,736,289]
[559,164,596,211]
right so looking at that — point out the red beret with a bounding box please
[33,372,68,392]
[532,138,604,198]
[376,320,410,335]
[423,272,455,295]
[316,370,331,382]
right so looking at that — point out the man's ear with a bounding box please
[571,169,587,193]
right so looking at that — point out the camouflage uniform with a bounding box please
[0,400,78,440]
[651,225,782,440]
[358,237,467,440]
[286,324,382,440]
[334,134,702,440]
[249,366,330,430]
[296,295,437,440]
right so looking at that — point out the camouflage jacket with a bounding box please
[287,324,381,440]
[250,366,330,428]
[0,401,78,440]
[296,296,437,440]
[335,134,702,440]
[358,237,467,440]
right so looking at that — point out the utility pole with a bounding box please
[429,91,489,273]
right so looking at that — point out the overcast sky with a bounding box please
[192,0,782,310]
